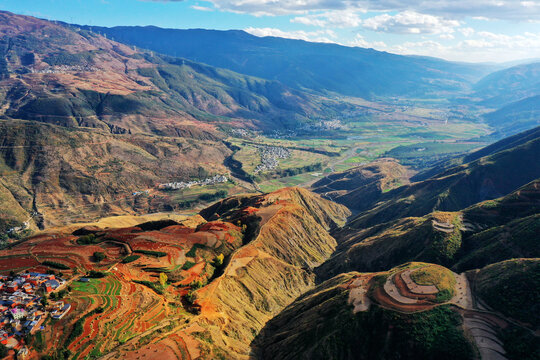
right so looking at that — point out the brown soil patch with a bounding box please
[394,271,436,301]
[372,286,434,313]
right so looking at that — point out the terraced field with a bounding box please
[67,273,176,359]
[9,213,249,358]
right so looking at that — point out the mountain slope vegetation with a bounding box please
[319,179,540,279]
[483,95,540,137]
[73,25,492,99]
[473,62,540,106]
[311,158,410,209]
[0,11,334,135]
[254,266,476,360]
[0,119,232,229]
[346,126,540,229]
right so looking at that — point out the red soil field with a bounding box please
[372,286,434,313]
[242,206,260,215]
[393,271,436,301]
[0,256,40,271]
[161,225,195,235]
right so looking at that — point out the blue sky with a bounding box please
[1,0,540,63]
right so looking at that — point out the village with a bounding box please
[29,64,97,74]
[0,272,70,358]
[254,146,292,174]
[158,174,228,191]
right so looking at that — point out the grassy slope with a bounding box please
[311,159,410,210]
[254,271,474,360]
[318,212,464,278]
[412,126,540,182]
[347,127,540,230]
[474,258,540,328]
[189,188,350,358]
[454,214,540,272]
[321,179,540,279]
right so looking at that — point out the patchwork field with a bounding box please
[224,114,490,194]
[0,213,249,358]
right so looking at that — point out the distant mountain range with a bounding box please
[0,11,338,137]
[484,95,540,137]
[69,23,540,140]
[72,24,495,99]
[473,62,540,106]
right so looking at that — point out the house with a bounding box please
[43,279,60,292]
[0,333,12,345]
[10,308,26,320]
[6,283,18,293]
[51,303,71,319]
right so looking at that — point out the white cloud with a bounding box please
[291,10,364,28]
[391,40,446,54]
[363,11,460,35]
[198,0,540,21]
[244,27,338,43]
[387,31,540,62]
[191,5,214,11]
[348,34,387,49]
[440,33,455,40]
[459,27,475,37]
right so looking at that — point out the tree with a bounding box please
[41,295,48,307]
[189,279,204,289]
[93,252,106,263]
[185,290,197,304]
[159,272,168,287]
[213,253,224,267]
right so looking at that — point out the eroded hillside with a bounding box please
[0,120,231,230]
[0,11,332,134]
[0,187,349,359]
[311,158,410,209]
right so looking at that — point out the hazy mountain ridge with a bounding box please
[71,25,493,99]
[0,11,336,136]
[483,95,540,137]
[473,62,540,106]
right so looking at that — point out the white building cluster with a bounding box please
[254,146,291,174]
[158,174,228,190]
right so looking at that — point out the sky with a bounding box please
[1,0,540,63]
